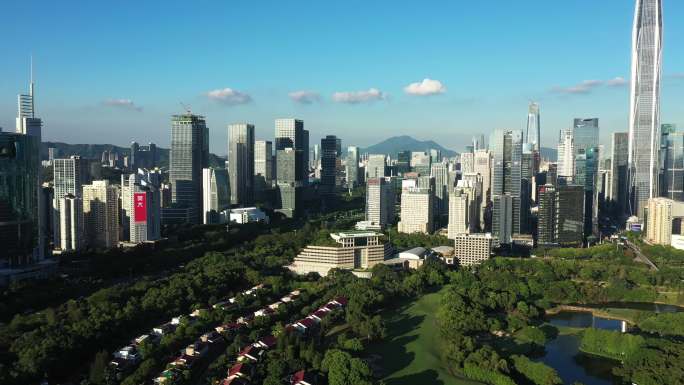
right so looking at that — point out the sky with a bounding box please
[1,0,683,156]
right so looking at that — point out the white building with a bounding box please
[367,154,387,179]
[202,168,230,224]
[646,198,684,246]
[59,194,83,252]
[557,128,575,180]
[254,140,273,189]
[448,188,471,239]
[454,233,493,266]
[460,152,474,174]
[229,207,269,224]
[82,180,120,248]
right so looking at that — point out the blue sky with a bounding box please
[1,0,683,155]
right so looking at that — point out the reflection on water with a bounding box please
[538,311,623,385]
[541,334,618,385]
[548,311,623,330]
[538,303,681,385]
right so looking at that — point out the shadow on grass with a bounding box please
[366,313,425,378]
[386,369,445,385]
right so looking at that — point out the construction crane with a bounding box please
[180,102,192,114]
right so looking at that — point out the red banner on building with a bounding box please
[134,192,147,223]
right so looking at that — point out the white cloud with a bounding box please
[606,77,628,87]
[206,88,252,105]
[404,78,447,96]
[103,98,142,112]
[289,90,321,104]
[552,80,604,94]
[332,88,387,104]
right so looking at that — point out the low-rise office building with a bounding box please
[288,231,392,276]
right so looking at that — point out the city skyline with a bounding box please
[1,1,684,154]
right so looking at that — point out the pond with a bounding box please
[539,302,684,384]
[540,311,622,385]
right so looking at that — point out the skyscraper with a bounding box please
[557,128,575,180]
[228,123,255,206]
[59,194,84,252]
[202,168,230,224]
[276,147,304,218]
[346,146,360,187]
[367,154,387,179]
[573,118,599,154]
[660,125,683,201]
[0,132,40,270]
[526,102,541,151]
[275,118,307,183]
[254,140,274,191]
[320,135,338,192]
[431,162,451,220]
[82,180,120,249]
[398,185,434,234]
[122,173,161,243]
[536,184,584,247]
[611,133,630,214]
[170,113,209,223]
[490,129,524,240]
[53,156,85,247]
[629,0,663,218]
[366,178,395,228]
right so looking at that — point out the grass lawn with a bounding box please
[365,288,482,385]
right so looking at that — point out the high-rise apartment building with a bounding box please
[646,197,684,245]
[557,128,575,180]
[228,123,255,206]
[82,180,119,248]
[474,149,492,205]
[122,174,161,243]
[53,156,86,247]
[629,0,663,218]
[346,146,360,187]
[59,194,83,252]
[460,152,474,174]
[365,178,395,228]
[448,188,473,239]
[170,114,209,223]
[202,168,230,224]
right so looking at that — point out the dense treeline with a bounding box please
[434,253,684,385]
[580,328,684,385]
[0,213,351,385]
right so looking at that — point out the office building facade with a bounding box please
[629,0,663,218]
[170,114,209,223]
[82,180,119,248]
[228,123,255,206]
[202,168,230,224]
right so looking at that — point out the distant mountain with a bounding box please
[540,147,557,162]
[361,135,458,157]
[42,142,226,168]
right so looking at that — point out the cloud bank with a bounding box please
[289,90,322,104]
[206,88,252,105]
[103,98,142,112]
[332,88,386,104]
[551,76,628,94]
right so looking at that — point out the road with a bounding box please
[624,240,659,271]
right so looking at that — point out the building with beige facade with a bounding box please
[398,187,434,234]
[82,180,120,249]
[646,198,684,246]
[453,233,493,266]
[288,231,393,276]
